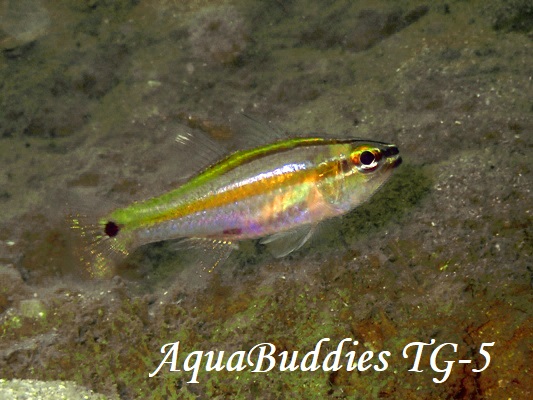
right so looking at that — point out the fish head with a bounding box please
[332,140,401,210]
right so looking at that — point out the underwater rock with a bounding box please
[299,5,429,52]
[492,0,533,33]
[188,6,249,65]
[0,0,50,51]
[19,299,46,319]
[0,264,24,314]
[0,379,108,400]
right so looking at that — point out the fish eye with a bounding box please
[351,148,380,172]
[360,151,375,166]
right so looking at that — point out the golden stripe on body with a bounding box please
[145,159,342,226]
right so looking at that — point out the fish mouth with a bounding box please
[383,144,402,169]
[391,155,402,168]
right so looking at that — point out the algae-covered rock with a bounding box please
[0,379,109,400]
[19,299,46,320]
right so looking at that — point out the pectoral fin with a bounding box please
[260,224,317,258]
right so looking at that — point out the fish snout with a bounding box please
[383,144,401,168]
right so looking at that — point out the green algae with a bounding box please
[19,299,47,320]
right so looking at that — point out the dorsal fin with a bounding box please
[228,113,286,149]
[173,113,288,168]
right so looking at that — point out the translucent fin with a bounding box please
[168,237,237,272]
[68,212,134,278]
[229,113,287,149]
[260,224,317,258]
[175,131,229,172]
[174,114,289,169]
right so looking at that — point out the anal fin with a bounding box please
[169,237,238,272]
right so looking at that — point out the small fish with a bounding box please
[71,125,401,276]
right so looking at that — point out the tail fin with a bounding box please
[68,212,133,278]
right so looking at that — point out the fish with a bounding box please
[71,122,401,277]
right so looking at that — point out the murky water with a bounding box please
[0,0,531,398]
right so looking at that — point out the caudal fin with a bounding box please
[68,212,133,278]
